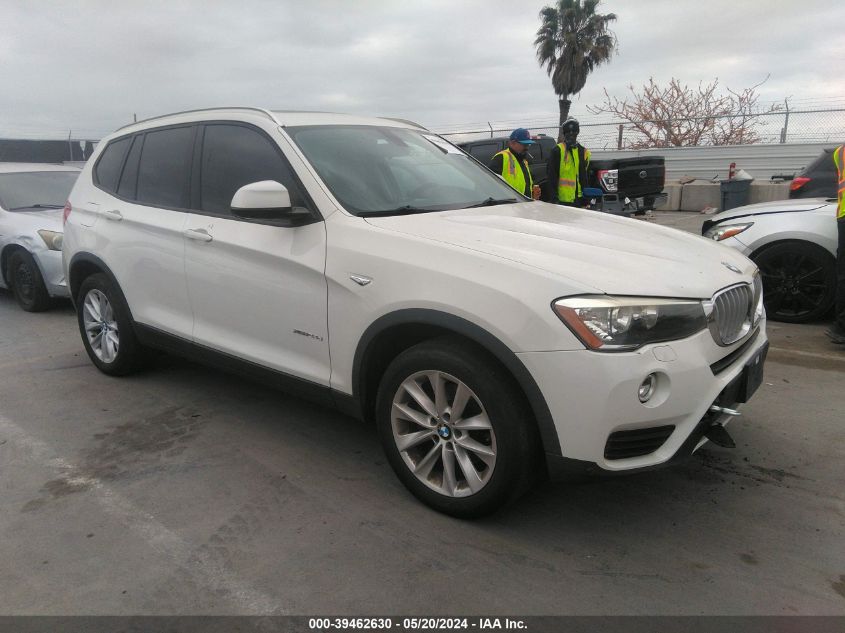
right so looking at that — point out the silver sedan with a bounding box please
[702,197,838,323]
[0,163,80,311]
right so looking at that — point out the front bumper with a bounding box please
[598,192,669,215]
[35,248,69,298]
[517,322,768,473]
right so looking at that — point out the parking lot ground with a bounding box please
[1,214,844,616]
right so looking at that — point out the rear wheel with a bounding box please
[9,250,51,312]
[77,273,146,375]
[753,241,836,323]
[376,338,537,518]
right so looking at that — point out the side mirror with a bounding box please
[230,180,312,226]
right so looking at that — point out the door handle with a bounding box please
[183,228,213,242]
[102,209,123,221]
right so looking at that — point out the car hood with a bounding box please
[707,198,832,224]
[365,201,755,298]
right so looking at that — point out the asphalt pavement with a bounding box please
[0,212,843,616]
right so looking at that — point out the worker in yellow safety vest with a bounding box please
[489,128,540,199]
[827,144,845,344]
[547,118,591,206]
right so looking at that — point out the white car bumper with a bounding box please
[518,323,768,472]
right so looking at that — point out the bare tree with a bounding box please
[588,77,782,148]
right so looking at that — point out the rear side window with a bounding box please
[94,137,132,193]
[799,150,836,177]
[136,126,194,208]
[468,143,500,163]
[199,123,304,215]
[117,135,143,199]
[531,137,557,162]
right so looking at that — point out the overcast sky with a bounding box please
[1,0,843,140]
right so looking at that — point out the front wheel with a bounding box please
[754,241,836,323]
[375,338,537,518]
[9,250,51,312]
[76,273,146,375]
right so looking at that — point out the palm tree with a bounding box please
[535,0,618,139]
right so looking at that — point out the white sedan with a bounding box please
[703,197,838,323]
[0,163,80,311]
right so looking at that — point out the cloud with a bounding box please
[0,0,842,139]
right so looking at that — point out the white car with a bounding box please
[62,108,768,517]
[0,163,80,311]
[703,198,838,323]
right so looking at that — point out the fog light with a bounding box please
[638,373,657,403]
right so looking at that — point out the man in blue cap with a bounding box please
[488,128,540,199]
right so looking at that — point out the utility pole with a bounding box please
[779,99,790,144]
[617,124,623,150]
[67,130,73,161]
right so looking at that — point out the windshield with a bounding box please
[0,171,79,211]
[286,125,523,215]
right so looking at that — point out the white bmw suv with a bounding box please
[63,108,768,517]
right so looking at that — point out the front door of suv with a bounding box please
[184,122,330,386]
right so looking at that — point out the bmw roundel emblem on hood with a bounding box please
[722,261,742,274]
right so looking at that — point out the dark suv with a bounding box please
[789,147,839,199]
[458,135,666,214]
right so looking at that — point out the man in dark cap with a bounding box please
[547,118,591,206]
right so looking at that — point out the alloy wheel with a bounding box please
[391,370,497,497]
[758,250,830,320]
[82,289,120,363]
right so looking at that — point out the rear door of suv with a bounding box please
[183,121,330,385]
[91,126,195,337]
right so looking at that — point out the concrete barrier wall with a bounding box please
[656,180,792,212]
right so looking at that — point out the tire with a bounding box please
[753,241,837,323]
[375,337,537,518]
[76,273,146,375]
[8,250,51,312]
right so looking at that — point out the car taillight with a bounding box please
[597,169,618,192]
[790,176,810,192]
[63,201,72,225]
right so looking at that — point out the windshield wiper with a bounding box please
[362,205,438,217]
[462,197,519,209]
[9,204,64,211]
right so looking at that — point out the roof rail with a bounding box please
[116,107,282,131]
[382,117,427,130]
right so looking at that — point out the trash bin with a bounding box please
[720,179,751,211]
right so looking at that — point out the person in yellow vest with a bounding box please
[547,118,591,206]
[488,128,540,199]
[827,144,845,344]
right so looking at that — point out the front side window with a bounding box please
[0,171,79,211]
[136,126,194,208]
[287,125,521,215]
[199,124,303,215]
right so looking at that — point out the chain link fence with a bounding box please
[437,108,845,150]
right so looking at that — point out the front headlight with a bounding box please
[703,222,753,241]
[553,296,708,351]
[37,230,63,251]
